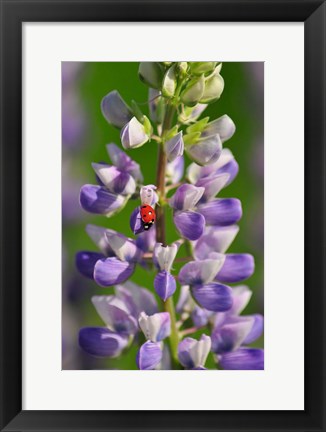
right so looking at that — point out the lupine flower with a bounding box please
[76,61,264,371]
[79,282,158,358]
[121,117,150,149]
[137,312,171,370]
[153,242,179,300]
[211,285,263,368]
[164,132,184,162]
[80,143,143,216]
[101,90,133,129]
[178,334,211,370]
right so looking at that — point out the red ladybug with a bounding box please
[140,205,156,230]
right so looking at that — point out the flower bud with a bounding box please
[181,75,205,106]
[190,62,217,75]
[164,132,184,162]
[200,73,224,103]
[101,90,133,128]
[201,114,236,142]
[178,334,211,369]
[120,117,149,149]
[138,62,164,89]
[186,134,222,166]
[153,242,179,272]
[140,184,158,206]
[162,64,177,98]
[148,88,165,124]
[138,311,171,342]
[178,104,208,124]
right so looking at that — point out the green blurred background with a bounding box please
[62,62,264,370]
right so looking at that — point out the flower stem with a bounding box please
[155,102,180,366]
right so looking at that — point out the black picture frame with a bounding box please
[0,1,325,431]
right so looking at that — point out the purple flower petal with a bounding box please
[130,207,144,235]
[186,134,222,166]
[117,281,158,317]
[79,327,128,357]
[138,311,171,342]
[154,270,177,301]
[94,257,135,287]
[121,117,149,149]
[192,282,233,312]
[219,347,264,370]
[178,334,211,369]
[191,306,211,327]
[193,225,240,259]
[169,184,204,211]
[211,316,255,354]
[179,258,225,286]
[164,132,184,162]
[85,224,115,256]
[92,163,136,195]
[198,198,242,226]
[101,90,133,128]
[201,114,236,142]
[140,184,158,206]
[136,341,163,370]
[105,231,142,262]
[106,143,143,183]
[196,173,230,203]
[166,156,184,184]
[243,314,264,344]
[80,184,125,216]
[228,285,253,315]
[174,211,205,241]
[91,296,138,335]
[135,227,156,252]
[75,251,104,279]
[217,254,255,283]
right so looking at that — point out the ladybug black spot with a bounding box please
[141,205,147,209]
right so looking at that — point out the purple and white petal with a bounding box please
[135,227,156,252]
[75,251,104,279]
[186,134,222,166]
[154,270,177,301]
[101,90,133,128]
[193,225,240,259]
[176,285,195,314]
[174,210,205,241]
[138,311,171,342]
[106,143,143,183]
[215,149,239,185]
[169,184,204,211]
[198,198,242,226]
[228,285,253,315]
[178,334,211,369]
[196,173,230,203]
[202,114,236,142]
[120,117,149,149]
[136,341,163,370]
[105,231,142,262]
[94,257,135,287]
[164,132,184,162]
[216,254,255,283]
[140,184,158,206]
[91,296,138,335]
[130,207,144,235]
[211,316,255,354]
[179,257,225,286]
[119,281,158,317]
[243,314,264,344]
[153,242,179,272]
[79,327,129,357]
[192,282,233,312]
[219,347,264,370]
[166,156,184,184]
[80,184,125,216]
[85,224,115,256]
[91,163,136,195]
[191,306,211,327]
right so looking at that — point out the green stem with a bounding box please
[155,102,180,366]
